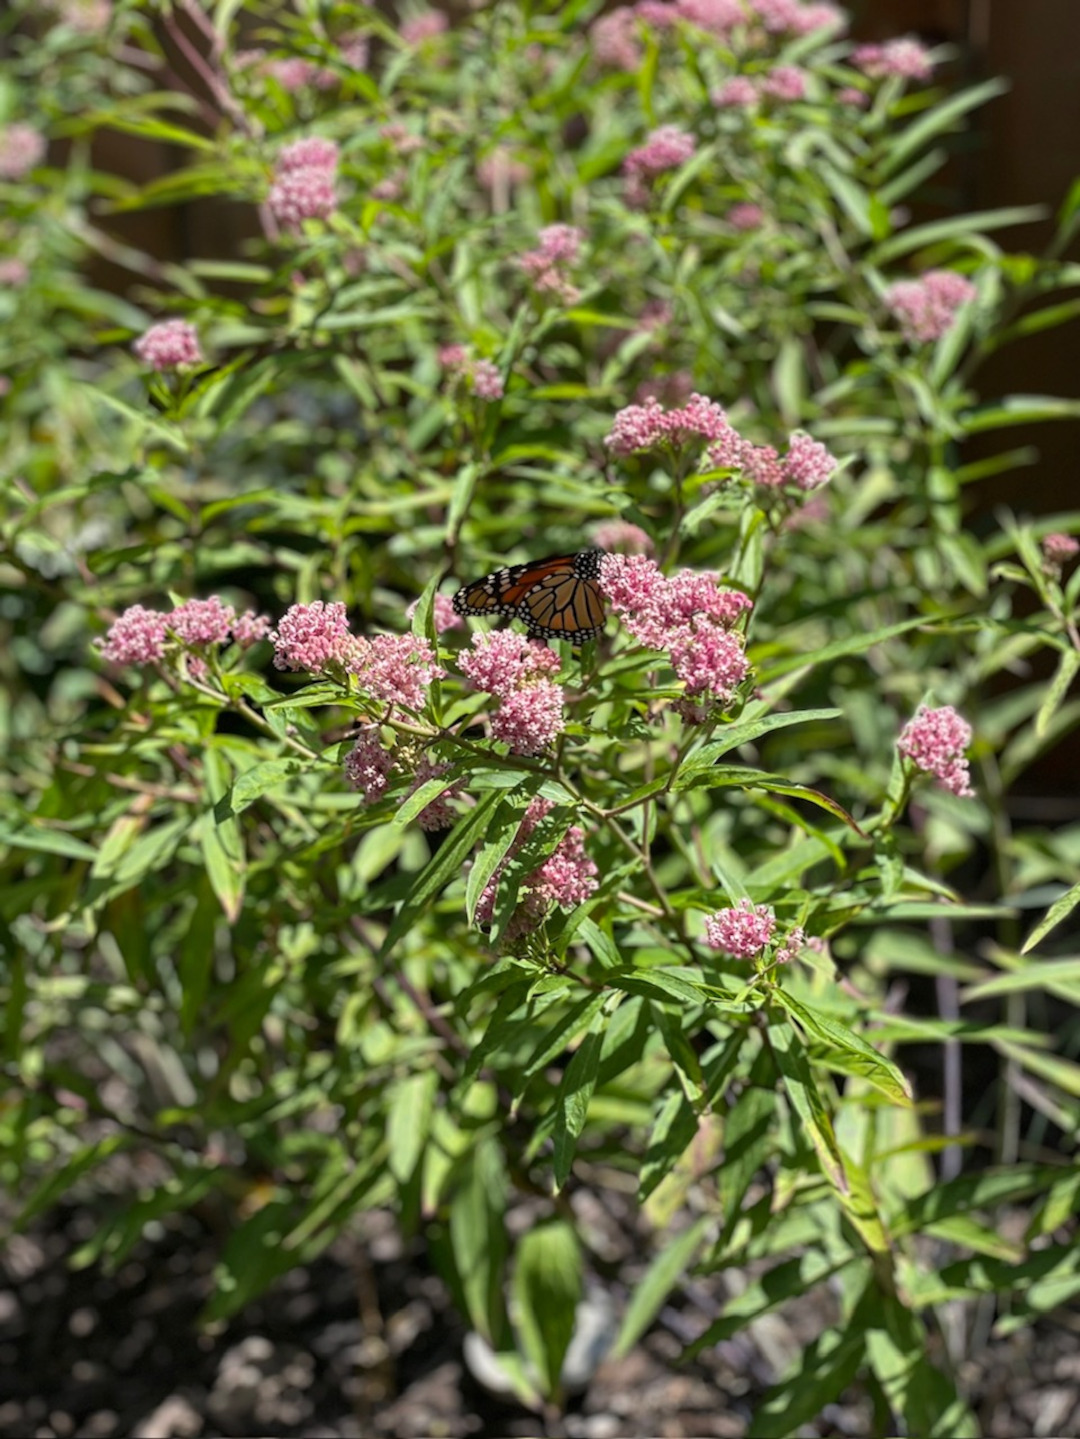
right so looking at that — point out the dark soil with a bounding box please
[3,1201,1080,1439]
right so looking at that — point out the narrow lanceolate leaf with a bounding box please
[685,1251,842,1358]
[675,708,842,770]
[201,749,245,923]
[859,1286,979,1439]
[512,1219,582,1399]
[387,1069,440,1184]
[719,1083,775,1235]
[1036,648,1080,739]
[1023,879,1080,953]
[552,1013,606,1191]
[217,758,304,818]
[755,615,934,681]
[767,1014,847,1193]
[613,1216,711,1359]
[518,992,610,1090]
[774,991,912,1105]
[878,77,1009,176]
[450,1138,509,1346]
[464,796,529,924]
[0,822,98,862]
[749,1329,867,1439]
[379,789,504,957]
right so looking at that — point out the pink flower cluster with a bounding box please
[273,601,353,672]
[269,136,339,227]
[590,0,840,68]
[0,124,46,181]
[897,705,974,798]
[476,797,598,939]
[729,202,765,231]
[0,258,29,287]
[400,11,448,44]
[440,347,504,401]
[704,899,775,958]
[705,428,837,493]
[408,758,462,831]
[458,631,564,755]
[344,734,460,830]
[760,65,808,102]
[713,76,759,108]
[852,37,933,82]
[99,598,269,666]
[350,633,443,711]
[623,126,695,206]
[593,520,654,555]
[885,270,976,343]
[1042,532,1080,571]
[599,554,751,712]
[133,319,203,372]
[519,224,584,305]
[605,393,738,458]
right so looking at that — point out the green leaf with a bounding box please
[685,1251,843,1358]
[961,955,1080,1003]
[0,823,97,862]
[387,1069,440,1184]
[767,1015,847,1193]
[379,790,505,958]
[638,1090,698,1203]
[464,796,529,925]
[512,1219,582,1399]
[756,615,933,681]
[871,204,1043,263]
[819,162,873,236]
[450,1138,509,1345]
[1036,648,1080,739]
[676,708,842,771]
[1023,879,1080,954]
[552,1014,605,1191]
[519,992,610,1088]
[719,1082,775,1235]
[217,759,303,818]
[749,1329,866,1439]
[878,77,1009,177]
[613,1216,711,1359]
[774,991,912,1104]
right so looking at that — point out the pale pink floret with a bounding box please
[634,1,680,27]
[0,259,29,287]
[438,343,468,370]
[400,11,448,44]
[837,86,868,107]
[1042,532,1080,568]
[853,38,933,81]
[590,8,642,69]
[265,57,320,90]
[459,630,560,699]
[470,360,504,400]
[276,137,340,173]
[676,0,744,32]
[233,611,272,647]
[782,432,837,491]
[490,679,565,755]
[345,727,395,802]
[597,554,671,647]
[712,77,758,108]
[406,593,463,634]
[379,122,423,154]
[268,168,337,225]
[98,606,169,665]
[886,270,976,343]
[666,570,753,629]
[520,224,584,304]
[272,600,353,672]
[476,148,530,191]
[760,66,808,102]
[0,124,46,180]
[704,899,776,958]
[338,32,370,69]
[750,0,839,32]
[605,393,738,457]
[668,623,749,701]
[133,319,202,371]
[593,520,654,555]
[734,442,784,488]
[774,925,807,965]
[169,596,236,646]
[625,126,695,180]
[790,3,846,33]
[729,202,765,231]
[352,633,443,710]
[897,705,974,798]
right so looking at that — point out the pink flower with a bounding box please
[605,393,738,458]
[590,8,641,69]
[853,38,933,82]
[837,86,868,107]
[897,705,974,798]
[667,623,750,702]
[265,57,321,90]
[439,344,468,369]
[676,0,744,32]
[729,202,765,231]
[774,925,807,965]
[406,593,464,634]
[490,679,565,755]
[0,258,29,287]
[0,124,46,180]
[58,0,111,33]
[277,137,340,174]
[519,225,584,304]
[733,441,784,488]
[409,758,462,831]
[351,633,443,711]
[666,570,753,629]
[471,360,504,400]
[133,319,202,371]
[476,798,597,935]
[704,899,776,958]
[371,172,405,202]
[268,167,337,226]
[338,31,369,69]
[1043,532,1080,570]
[476,147,530,192]
[712,76,758,108]
[345,727,394,802]
[400,11,448,44]
[635,1,680,26]
[233,611,272,647]
[459,630,560,700]
[97,605,169,665]
[748,0,804,31]
[625,125,695,180]
[886,270,976,343]
[760,65,808,102]
[782,432,837,491]
[789,2,845,33]
[593,520,654,555]
[272,601,353,672]
[379,122,424,154]
[169,596,235,646]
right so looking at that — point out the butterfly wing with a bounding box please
[453,550,606,645]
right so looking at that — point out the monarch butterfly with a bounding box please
[452,549,606,644]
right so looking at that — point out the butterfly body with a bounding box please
[452,549,605,644]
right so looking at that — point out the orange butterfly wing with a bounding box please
[453,551,605,645]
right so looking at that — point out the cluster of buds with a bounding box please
[519,224,585,305]
[268,136,340,228]
[438,345,505,400]
[475,797,598,942]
